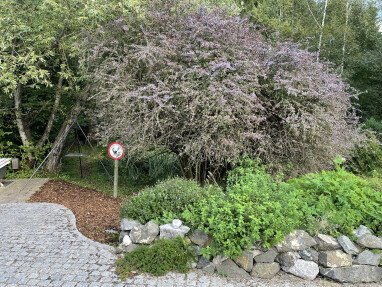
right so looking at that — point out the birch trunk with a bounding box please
[14,83,30,146]
[340,1,351,75]
[317,0,329,62]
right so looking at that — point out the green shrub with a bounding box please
[348,136,382,175]
[183,159,302,257]
[116,237,195,278]
[289,167,382,236]
[363,117,382,141]
[120,177,221,223]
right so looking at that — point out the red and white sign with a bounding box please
[107,142,125,160]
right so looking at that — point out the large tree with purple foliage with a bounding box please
[83,0,362,181]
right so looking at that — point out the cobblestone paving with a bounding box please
[0,203,379,287]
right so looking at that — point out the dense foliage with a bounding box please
[120,177,220,224]
[116,237,195,277]
[84,0,362,180]
[183,159,301,257]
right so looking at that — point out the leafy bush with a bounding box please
[116,237,195,277]
[183,159,302,257]
[289,167,382,236]
[363,118,382,141]
[120,177,221,223]
[84,0,361,181]
[348,137,382,175]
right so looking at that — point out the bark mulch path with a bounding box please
[29,179,122,244]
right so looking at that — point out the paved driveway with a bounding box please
[0,202,380,287]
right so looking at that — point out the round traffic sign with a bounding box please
[107,142,125,160]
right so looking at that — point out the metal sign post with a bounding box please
[107,142,125,198]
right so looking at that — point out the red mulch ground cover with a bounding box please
[29,180,122,244]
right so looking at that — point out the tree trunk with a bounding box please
[45,93,83,172]
[317,0,329,62]
[14,83,30,146]
[38,76,64,147]
[340,1,350,75]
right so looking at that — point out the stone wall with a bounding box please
[118,219,382,284]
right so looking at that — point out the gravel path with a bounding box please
[0,202,379,287]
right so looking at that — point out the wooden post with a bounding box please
[113,159,118,198]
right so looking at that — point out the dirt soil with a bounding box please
[29,180,122,244]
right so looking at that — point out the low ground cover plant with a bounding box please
[116,237,195,277]
[120,177,221,224]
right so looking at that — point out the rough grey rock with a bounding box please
[121,218,141,231]
[202,263,216,274]
[159,223,190,239]
[357,234,382,249]
[234,251,253,272]
[212,254,228,266]
[118,243,139,253]
[277,252,300,268]
[254,248,278,263]
[299,248,319,263]
[318,250,352,268]
[251,263,280,279]
[338,235,361,255]
[354,250,382,266]
[192,245,201,256]
[196,257,211,269]
[282,259,319,280]
[119,230,129,243]
[130,221,159,244]
[172,219,182,229]
[276,230,317,252]
[315,234,340,251]
[189,229,210,247]
[354,225,373,239]
[251,249,263,257]
[215,259,251,279]
[122,234,132,246]
[320,265,382,283]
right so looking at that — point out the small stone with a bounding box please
[357,234,382,249]
[251,249,263,258]
[299,248,319,263]
[354,225,373,239]
[318,250,352,268]
[119,231,129,243]
[212,254,228,266]
[234,251,253,272]
[122,235,132,246]
[215,259,251,279]
[320,265,382,283]
[159,223,190,239]
[338,235,361,255]
[121,218,141,231]
[276,230,317,252]
[254,248,278,263]
[282,259,319,280]
[354,250,382,266]
[119,243,139,253]
[172,219,182,229]
[203,263,216,274]
[315,234,341,251]
[189,230,211,247]
[192,245,201,256]
[276,252,300,267]
[130,221,159,244]
[196,257,211,269]
[251,263,280,279]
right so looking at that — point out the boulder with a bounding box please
[337,235,360,255]
[159,223,190,239]
[277,252,300,268]
[299,248,319,263]
[215,259,251,279]
[320,265,382,283]
[282,259,319,280]
[357,234,382,249]
[122,235,132,246]
[212,254,228,266]
[192,245,201,256]
[189,230,211,247]
[276,230,316,252]
[318,250,352,268]
[196,257,211,269]
[234,251,254,272]
[121,218,141,231]
[119,231,128,243]
[251,263,280,279]
[353,225,373,239]
[118,243,139,253]
[354,250,382,266]
[251,249,263,258]
[315,234,340,251]
[203,263,216,274]
[130,221,159,244]
[254,248,278,263]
